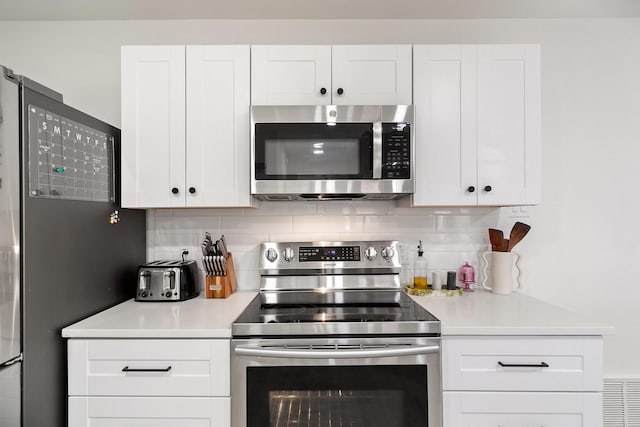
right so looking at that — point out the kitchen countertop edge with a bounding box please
[61,291,257,339]
[61,289,613,339]
[410,290,614,337]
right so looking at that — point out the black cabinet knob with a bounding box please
[336,88,344,95]
[320,87,327,95]
[171,187,179,194]
[484,185,492,192]
[467,186,475,193]
[189,187,196,194]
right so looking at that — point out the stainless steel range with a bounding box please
[231,240,442,427]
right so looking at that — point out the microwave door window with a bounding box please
[255,123,373,180]
[265,139,359,176]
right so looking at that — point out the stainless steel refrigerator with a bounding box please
[0,66,146,427]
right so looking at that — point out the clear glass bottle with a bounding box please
[413,240,428,289]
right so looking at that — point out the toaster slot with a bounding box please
[163,270,176,292]
[139,271,151,291]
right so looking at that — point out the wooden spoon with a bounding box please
[488,229,504,251]
[500,238,510,252]
[507,222,531,251]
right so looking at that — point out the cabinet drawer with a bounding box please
[69,396,229,427]
[68,339,229,397]
[443,336,602,391]
[444,391,601,427]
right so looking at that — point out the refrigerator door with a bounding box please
[0,67,21,366]
[0,245,19,365]
[20,86,146,427]
[0,362,21,427]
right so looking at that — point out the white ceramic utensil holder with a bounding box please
[481,251,522,295]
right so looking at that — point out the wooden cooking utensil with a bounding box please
[500,238,510,252]
[488,229,504,252]
[507,222,531,251]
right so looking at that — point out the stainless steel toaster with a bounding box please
[136,260,199,301]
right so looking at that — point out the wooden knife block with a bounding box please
[205,253,237,298]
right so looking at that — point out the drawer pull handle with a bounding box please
[497,361,549,368]
[122,366,172,373]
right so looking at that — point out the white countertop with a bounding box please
[410,290,614,336]
[61,292,257,338]
[62,289,613,339]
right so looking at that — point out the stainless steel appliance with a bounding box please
[0,65,146,427]
[232,240,442,427]
[136,260,199,301]
[251,105,414,200]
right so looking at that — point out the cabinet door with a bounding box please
[476,45,541,206]
[332,45,412,105]
[69,396,230,427]
[444,392,601,427]
[251,45,331,105]
[121,46,186,208]
[411,45,477,206]
[186,46,251,207]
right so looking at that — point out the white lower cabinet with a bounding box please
[68,339,231,427]
[443,336,603,392]
[69,396,230,427]
[444,392,602,427]
[442,336,603,427]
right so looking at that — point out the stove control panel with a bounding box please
[299,246,361,262]
[260,240,401,273]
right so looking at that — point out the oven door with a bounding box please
[231,337,442,427]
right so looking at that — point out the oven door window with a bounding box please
[254,123,374,180]
[246,365,427,427]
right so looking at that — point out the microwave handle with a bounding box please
[372,122,382,179]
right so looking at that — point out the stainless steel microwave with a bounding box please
[251,105,414,201]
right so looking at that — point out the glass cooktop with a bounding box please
[232,291,440,337]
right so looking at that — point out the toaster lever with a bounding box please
[163,270,176,291]
[139,270,151,290]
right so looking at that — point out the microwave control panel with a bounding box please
[381,123,411,179]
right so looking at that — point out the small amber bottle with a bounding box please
[413,241,428,289]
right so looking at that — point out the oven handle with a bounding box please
[234,344,440,359]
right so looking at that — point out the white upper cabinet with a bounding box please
[251,45,331,105]
[412,45,477,206]
[186,45,251,207]
[411,44,541,207]
[121,45,251,208]
[121,46,186,208]
[476,45,541,206]
[251,45,412,105]
[332,45,412,105]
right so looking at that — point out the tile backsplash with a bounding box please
[147,201,504,290]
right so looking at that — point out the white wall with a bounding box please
[1,18,639,376]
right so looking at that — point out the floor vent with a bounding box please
[605,379,640,426]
